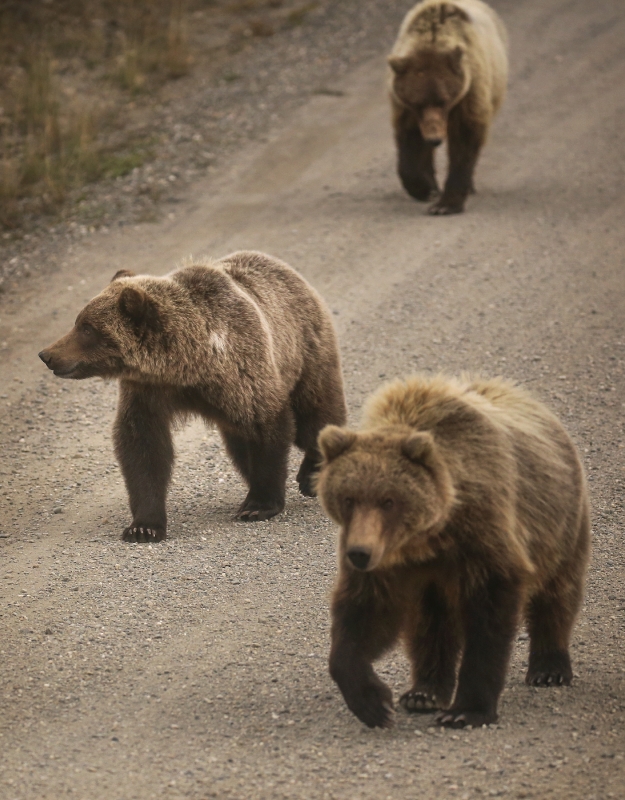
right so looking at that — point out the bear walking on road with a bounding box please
[39,250,346,542]
[388,0,508,214]
[316,375,590,728]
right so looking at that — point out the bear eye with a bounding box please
[343,497,355,511]
[81,323,94,336]
[381,498,394,511]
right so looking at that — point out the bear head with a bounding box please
[389,46,469,145]
[316,424,456,572]
[38,270,165,380]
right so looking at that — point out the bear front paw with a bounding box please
[436,708,498,728]
[343,680,394,729]
[296,456,319,497]
[297,471,318,498]
[525,651,572,687]
[428,197,465,215]
[235,498,283,522]
[399,688,442,713]
[122,525,166,543]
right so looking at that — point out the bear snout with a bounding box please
[419,107,447,146]
[347,547,372,571]
[38,346,79,378]
[344,506,387,570]
[38,350,53,367]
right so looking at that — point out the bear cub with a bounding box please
[316,375,590,728]
[39,250,346,542]
[388,0,508,214]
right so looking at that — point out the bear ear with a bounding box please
[401,431,437,469]
[111,269,136,282]
[318,426,358,463]
[119,286,161,331]
[388,55,410,75]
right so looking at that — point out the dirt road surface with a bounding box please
[1,1,624,798]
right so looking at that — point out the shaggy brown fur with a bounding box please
[316,375,590,729]
[388,0,508,214]
[39,250,346,542]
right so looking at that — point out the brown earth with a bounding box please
[0,1,624,798]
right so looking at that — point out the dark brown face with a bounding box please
[389,47,466,145]
[38,309,123,379]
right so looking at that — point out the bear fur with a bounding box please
[316,375,590,728]
[39,250,346,542]
[388,0,508,214]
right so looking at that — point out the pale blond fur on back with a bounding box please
[390,0,508,121]
[362,374,589,589]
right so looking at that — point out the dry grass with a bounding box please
[0,0,192,229]
[0,0,320,230]
[111,0,192,92]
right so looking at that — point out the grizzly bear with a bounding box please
[316,375,590,728]
[39,250,346,542]
[388,0,508,214]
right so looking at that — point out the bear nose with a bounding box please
[347,547,371,571]
[426,137,443,147]
[39,350,52,366]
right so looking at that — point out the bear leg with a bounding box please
[232,408,293,521]
[114,382,174,543]
[395,111,439,202]
[400,582,460,713]
[292,365,347,497]
[295,453,319,497]
[437,573,522,728]
[526,508,589,687]
[329,572,402,728]
[222,432,252,483]
[525,582,580,687]
[429,111,486,216]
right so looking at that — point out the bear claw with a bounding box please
[122,525,166,543]
[437,712,469,728]
[526,671,570,687]
[436,709,497,728]
[235,503,282,522]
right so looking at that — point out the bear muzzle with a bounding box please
[419,107,447,146]
[344,506,387,571]
[38,348,79,378]
[347,547,373,571]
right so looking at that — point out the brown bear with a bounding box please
[388,0,508,214]
[39,250,346,542]
[316,375,590,728]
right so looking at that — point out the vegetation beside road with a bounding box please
[0,0,319,230]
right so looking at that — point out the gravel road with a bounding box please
[1,1,624,798]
